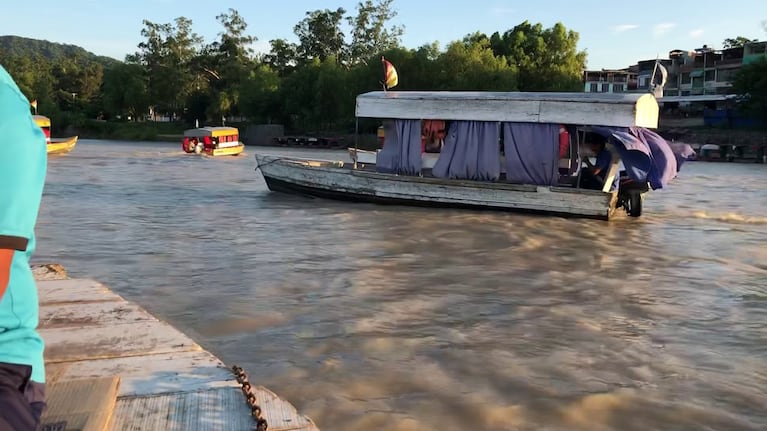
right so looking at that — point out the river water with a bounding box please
[36,140,767,431]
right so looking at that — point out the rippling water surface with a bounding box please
[36,140,767,430]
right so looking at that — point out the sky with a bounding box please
[1,0,765,70]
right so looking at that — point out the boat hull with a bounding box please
[256,154,617,220]
[205,144,244,156]
[47,136,78,154]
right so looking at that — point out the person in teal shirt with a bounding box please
[0,64,48,430]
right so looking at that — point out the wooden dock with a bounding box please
[32,264,318,431]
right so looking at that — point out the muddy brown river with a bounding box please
[35,140,767,430]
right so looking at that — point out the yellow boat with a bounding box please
[33,114,78,154]
[48,136,79,154]
[182,126,244,157]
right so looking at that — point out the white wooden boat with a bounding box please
[349,148,440,168]
[257,91,682,220]
[256,155,616,218]
[348,147,572,172]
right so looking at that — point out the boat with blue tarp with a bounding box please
[256,91,689,220]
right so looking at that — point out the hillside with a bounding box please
[0,35,121,67]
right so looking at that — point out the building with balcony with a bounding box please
[582,69,637,93]
[583,41,767,97]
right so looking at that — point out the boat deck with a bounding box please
[294,158,583,190]
[33,264,318,431]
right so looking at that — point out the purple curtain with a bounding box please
[631,127,678,188]
[376,119,422,175]
[592,126,681,190]
[669,142,696,170]
[433,121,500,181]
[502,123,559,186]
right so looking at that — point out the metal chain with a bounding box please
[232,365,268,431]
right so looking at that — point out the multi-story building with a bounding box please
[583,41,767,97]
[582,69,637,93]
[667,45,741,96]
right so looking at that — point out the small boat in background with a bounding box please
[33,114,78,154]
[182,126,244,156]
[47,136,78,154]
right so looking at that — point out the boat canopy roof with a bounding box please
[355,91,659,128]
[183,126,239,138]
[33,114,50,128]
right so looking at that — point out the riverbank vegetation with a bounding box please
[0,1,586,138]
[2,2,764,141]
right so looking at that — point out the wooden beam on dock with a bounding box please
[34,271,318,431]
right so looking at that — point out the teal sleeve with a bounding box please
[0,79,47,250]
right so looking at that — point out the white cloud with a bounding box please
[612,24,639,33]
[491,7,515,15]
[689,29,705,38]
[252,40,271,55]
[653,22,676,37]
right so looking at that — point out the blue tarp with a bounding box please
[433,121,501,181]
[591,126,681,190]
[502,123,560,186]
[376,119,422,175]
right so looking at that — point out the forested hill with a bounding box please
[0,35,119,67]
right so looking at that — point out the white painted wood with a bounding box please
[36,277,318,430]
[355,91,658,128]
[38,279,124,304]
[256,155,615,219]
[349,148,440,169]
[112,387,318,431]
[602,145,622,193]
[39,301,156,329]
[41,320,202,363]
[46,351,238,397]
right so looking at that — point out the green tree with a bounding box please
[489,21,585,91]
[263,39,297,76]
[722,36,758,49]
[102,63,148,120]
[55,59,103,103]
[732,57,767,118]
[347,0,404,65]
[435,36,517,91]
[133,17,202,119]
[281,60,322,130]
[294,8,346,63]
[200,9,258,121]
[313,57,352,129]
[240,64,281,124]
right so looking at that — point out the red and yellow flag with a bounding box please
[30,99,37,109]
[382,57,398,90]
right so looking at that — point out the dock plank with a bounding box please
[38,278,123,304]
[46,351,238,397]
[41,376,120,431]
[41,320,202,363]
[112,387,318,431]
[40,301,156,329]
[35,277,318,431]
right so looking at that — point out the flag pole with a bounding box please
[650,54,659,94]
[353,117,359,170]
[381,56,387,93]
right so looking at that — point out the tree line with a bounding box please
[1,2,764,133]
[0,1,588,133]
